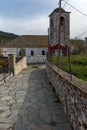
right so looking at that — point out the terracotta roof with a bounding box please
[0,35,48,48]
[49,8,70,16]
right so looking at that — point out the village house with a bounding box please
[0,35,48,64]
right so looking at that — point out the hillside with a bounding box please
[0,31,19,45]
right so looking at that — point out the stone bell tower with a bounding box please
[48,7,70,55]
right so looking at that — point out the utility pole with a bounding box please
[58,0,62,69]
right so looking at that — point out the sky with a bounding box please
[0,0,87,38]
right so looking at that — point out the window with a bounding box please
[62,50,64,56]
[42,50,45,55]
[60,17,65,32]
[60,17,65,25]
[50,18,53,26]
[19,51,21,56]
[31,50,34,56]
[50,31,53,39]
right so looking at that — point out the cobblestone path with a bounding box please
[0,65,72,130]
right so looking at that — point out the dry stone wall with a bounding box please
[9,54,27,76]
[15,57,27,75]
[46,61,87,130]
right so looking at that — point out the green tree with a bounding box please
[70,39,85,55]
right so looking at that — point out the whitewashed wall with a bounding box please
[27,55,46,64]
[26,48,47,56]
[26,48,48,63]
[2,48,20,57]
[2,47,48,63]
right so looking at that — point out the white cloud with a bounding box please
[0,16,49,35]
[0,0,87,38]
[63,0,87,38]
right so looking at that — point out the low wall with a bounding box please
[8,54,27,76]
[46,61,87,130]
[27,55,46,64]
[15,57,27,75]
[0,73,13,85]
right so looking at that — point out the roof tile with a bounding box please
[0,35,48,48]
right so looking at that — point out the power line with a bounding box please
[63,0,69,8]
[63,1,87,17]
[62,1,87,39]
[75,31,87,39]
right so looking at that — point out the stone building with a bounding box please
[48,7,70,56]
[0,35,48,64]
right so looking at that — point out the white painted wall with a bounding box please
[26,48,48,56]
[2,47,48,63]
[27,55,46,64]
[26,48,48,63]
[2,48,20,57]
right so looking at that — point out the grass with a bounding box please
[32,66,39,69]
[50,55,87,81]
[0,60,8,67]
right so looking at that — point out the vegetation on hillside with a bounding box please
[50,55,87,81]
[0,31,19,45]
[70,39,86,55]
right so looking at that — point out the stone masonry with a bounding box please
[49,8,70,47]
[46,61,87,130]
[0,64,72,130]
[8,54,27,76]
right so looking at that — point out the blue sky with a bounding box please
[0,0,87,38]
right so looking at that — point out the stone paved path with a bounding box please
[0,65,72,130]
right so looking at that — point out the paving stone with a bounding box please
[0,117,6,123]
[0,123,12,129]
[28,109,40,120]
[52,113,68,123]
[23,102,32,108]
[31,118,45,126]
[27,122,37,130]
[15,125,28,130]
[52,123,72,130]
[0,65,72,130]
[35,124,52,130]
[16,91,26,99]
[7,99,15,106]
[12,102,23,109]
[0,105,9,112]
[0,109,11,118]
[40,109,51,122]
[6,109,19,124]
[17,98,24,103]
[1,96,13,101]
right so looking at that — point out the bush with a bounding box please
[50,55,87,81]
[0,60,8,68]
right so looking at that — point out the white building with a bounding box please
[0,35,48,64]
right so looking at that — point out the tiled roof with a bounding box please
[0,35,48,48]
[49,8,70,16]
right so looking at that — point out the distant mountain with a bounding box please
[0,31,19,45]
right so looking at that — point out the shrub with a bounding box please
[50,55,87,81]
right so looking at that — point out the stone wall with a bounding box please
[0,73,13,85]
[49,11,70,46]
[9,54,27,76]
[46,61,87,130]
[15,57,27,75]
